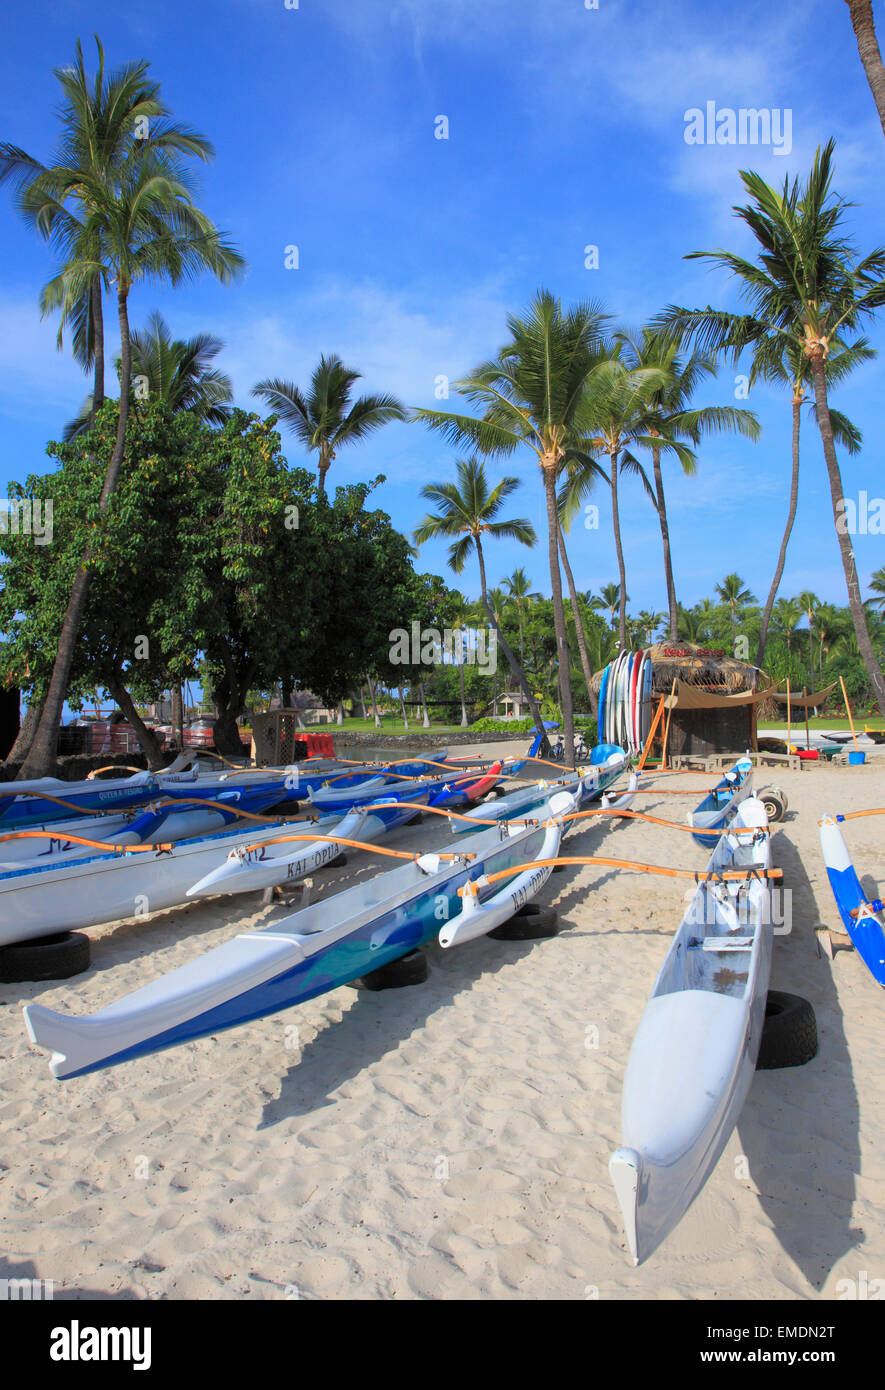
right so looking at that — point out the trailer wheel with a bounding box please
[0,931,91,984]
[756,990,818,1069]
[353,948,428,991]
[489,903,560,941]
[761,788,787,822]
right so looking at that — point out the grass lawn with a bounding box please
[309,718,473,735]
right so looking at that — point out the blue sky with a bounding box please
[2,0,884,623]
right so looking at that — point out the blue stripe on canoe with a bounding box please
[826,863,885,988]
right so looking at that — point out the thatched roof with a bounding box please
[591,642,764,696]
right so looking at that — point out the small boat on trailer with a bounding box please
[687,755,753,847]
[819,815,885,988]
[0,791,425,948]
[25,790,577,1079]
[609,796,773,1265]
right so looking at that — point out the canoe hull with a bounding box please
[610,796,773,1264]
[820,816,885,988]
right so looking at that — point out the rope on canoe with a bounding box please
[559,807,770,836]
[0,829,174,853]
[469,857,782,889]
[229,831,477,862]
[85,765,148,779]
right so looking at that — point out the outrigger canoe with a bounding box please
[609,796,773,1265]
[25,790,577,1079]
[820,814,885,988]
[687,756,753,848]
[305,764,494,816]
[0,784,288,866]
[453,744,634,834]
[0,791,425,948]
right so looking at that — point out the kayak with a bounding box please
[25,790,577,1080]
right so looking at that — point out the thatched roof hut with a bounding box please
[590,642,763,697]
[592,643,770,757]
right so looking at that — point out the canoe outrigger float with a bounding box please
[687,756,753,847]
[24,790,578,1079]
[819,812,885,988]
[609,795,775,1265]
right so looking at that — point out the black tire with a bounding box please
[353,948,428,991]
[761,790,787,823]
[0,931,91,984]
[756,990,818,1069]
[488,903,560,941]
[325,852,348,869]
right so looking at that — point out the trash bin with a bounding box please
[848,750,866,765]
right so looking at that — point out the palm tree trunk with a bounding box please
[811,355,885,715]
[846,0,885,138]
[542,467,575,761]
[651,446,679,640]
[757,397,801,666]
[106,672,164,769]
[171,683,184,747]
[366,674,382,728]
[19,285,133,779]
[419,677,431,728]
[458,640,468,727]
[92,275,105,416]
[610,451,628,652]
[558,525,598,715]
[475,536,548,751]
[807,622,815,693]
[398,686,409,729]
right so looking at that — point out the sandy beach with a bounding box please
[2,744,884,1301]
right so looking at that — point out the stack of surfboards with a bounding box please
[597,649,654,756]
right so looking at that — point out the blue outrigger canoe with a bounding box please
[688,756,754,848]
[25,791,576,1079]
[820,814,885,989]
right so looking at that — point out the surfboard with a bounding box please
[598,664,610,745]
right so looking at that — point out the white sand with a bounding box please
[2,744,884,1300]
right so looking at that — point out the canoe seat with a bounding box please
[688,936,755,952]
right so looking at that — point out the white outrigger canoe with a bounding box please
[0,802,409,948]
[609,795,773,1265]
[25,790,576,1079]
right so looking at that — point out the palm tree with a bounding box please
[413,456,545,739]
[617,329,759,639]
[0,37,212,421]
[662,143,885,714]
[591,583,624,632]
[797,590,821,692]
[657,323,869,672]
[446,592,472,727]
[502,567,540,670]
[637,610,665,644]
[252,354,406,498]
[558,344,669,651]
[715,574,756,650]
[4,44,245,778]
[64,310,233,438]
[771,597,802,654]
[415,289,610,762]
[869,566,885,612]
[845,1,885,139]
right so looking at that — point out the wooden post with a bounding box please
[638,697,666,772]
[840,676,859,750]
[786,676,791,750]
[803,688,811,751]
[661,679,677,769]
